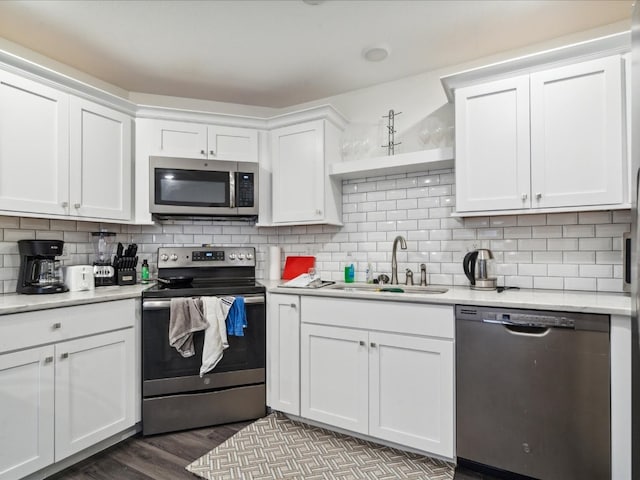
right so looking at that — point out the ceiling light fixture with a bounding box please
[362,45,390,62]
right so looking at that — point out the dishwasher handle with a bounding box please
[482,316,575,330]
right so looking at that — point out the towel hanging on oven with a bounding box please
[168,297,207,358]
[226,296,247,337]
[200,296,231,377]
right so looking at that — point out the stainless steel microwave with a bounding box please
[149,156,258,217]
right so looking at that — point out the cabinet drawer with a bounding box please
[301,297,453,339]
[0,299,135,353]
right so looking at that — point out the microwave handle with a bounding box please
[229,171,236,208]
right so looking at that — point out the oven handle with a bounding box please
[143,295,265,310]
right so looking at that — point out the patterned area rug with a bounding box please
[186,412,454,479]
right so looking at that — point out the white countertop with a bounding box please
[263,280,631,316]
[0,280,630,317]
[0,284,149,315]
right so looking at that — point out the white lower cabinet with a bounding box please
[300,324,369,434]
[266,294,301,415]
[0,346,55,480]
[299,297,454,459]
[54,329,135,461]
[0,300,136,480]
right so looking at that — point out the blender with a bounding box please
[92,231,116,287]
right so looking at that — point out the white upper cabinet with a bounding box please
[208,125,258,162]
[147,119,258,162]
[0,70,70,216]
[529,56,623,208]
[149,119,207,159]
[0,68,133,222]
[454,54,626,215]
[69,96,132,221]
[455,76,531,212]
[270,113,344,226]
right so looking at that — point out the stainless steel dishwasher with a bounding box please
[455,305,610,480]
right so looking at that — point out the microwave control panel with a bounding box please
[236,172,254,207]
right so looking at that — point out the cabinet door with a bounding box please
[69,97,132,220]
[149,119,207,159]
[300,323,368,434]
[54,328,135,461]
[530,56,623,208]
[271,120,325,223]
[0,70,69,216]
[369,332,453,458]
[0,346,54,480]
[267,294,300,415]
[455,76,531,212]
[207,125,258,162]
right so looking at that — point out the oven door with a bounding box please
[142,294,265,397]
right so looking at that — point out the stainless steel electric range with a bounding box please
[141,245,266,436]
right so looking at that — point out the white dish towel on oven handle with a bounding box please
[200,296,231,377]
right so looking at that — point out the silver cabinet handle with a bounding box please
[535,193,542,200]
[60,353,69,359]
[74,203,81,209]
[53,322,61,329]
[359,340,365,346]
[44,356,54,364]
[521,193,527,201]
[61,201,68,208]
[200,149,206,155]
[290,303,296,308]
[209,150,215,156]
[370,342,377,348]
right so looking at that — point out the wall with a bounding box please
[0,166,629,294]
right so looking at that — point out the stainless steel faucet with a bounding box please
[420,263,427,286]
[391,235,407,284]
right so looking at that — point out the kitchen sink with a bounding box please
[325,283,448,294]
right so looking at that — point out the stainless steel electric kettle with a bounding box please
[462,248,497,290]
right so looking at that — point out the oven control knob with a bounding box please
[170,254,178,261]
[237,253,245,260]
[160,254,169,262]
[246,252,253,260]
[229,253,236,260]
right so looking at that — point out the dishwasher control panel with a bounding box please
[456,305,609,332]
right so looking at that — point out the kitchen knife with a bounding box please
[117,242,124,259]
[130,243,138,258]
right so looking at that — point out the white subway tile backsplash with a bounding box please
[1,165,630,293]
[548,264,579,277]
[578,237,612,251]
[532,251,563,264]
[597,278,621,292]
[548,238,579,251]
[532,226,562,238]
[563,225,595,237]
[564,277,597,291]
[579,211,612,224]
[579,264,613,278]
[504,227,532,239]
[517,239,547,251]
[546,212,578,225]
[518,264,547,276]
[517,214,546,226]
[534,277,564,290]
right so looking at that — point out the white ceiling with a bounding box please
[0,0,631,108]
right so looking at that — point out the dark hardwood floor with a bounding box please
[48,421,251,480]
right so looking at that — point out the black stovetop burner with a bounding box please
[143,245,264,299]
[142,280,265,299]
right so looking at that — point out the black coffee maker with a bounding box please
[17,239,69,294]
